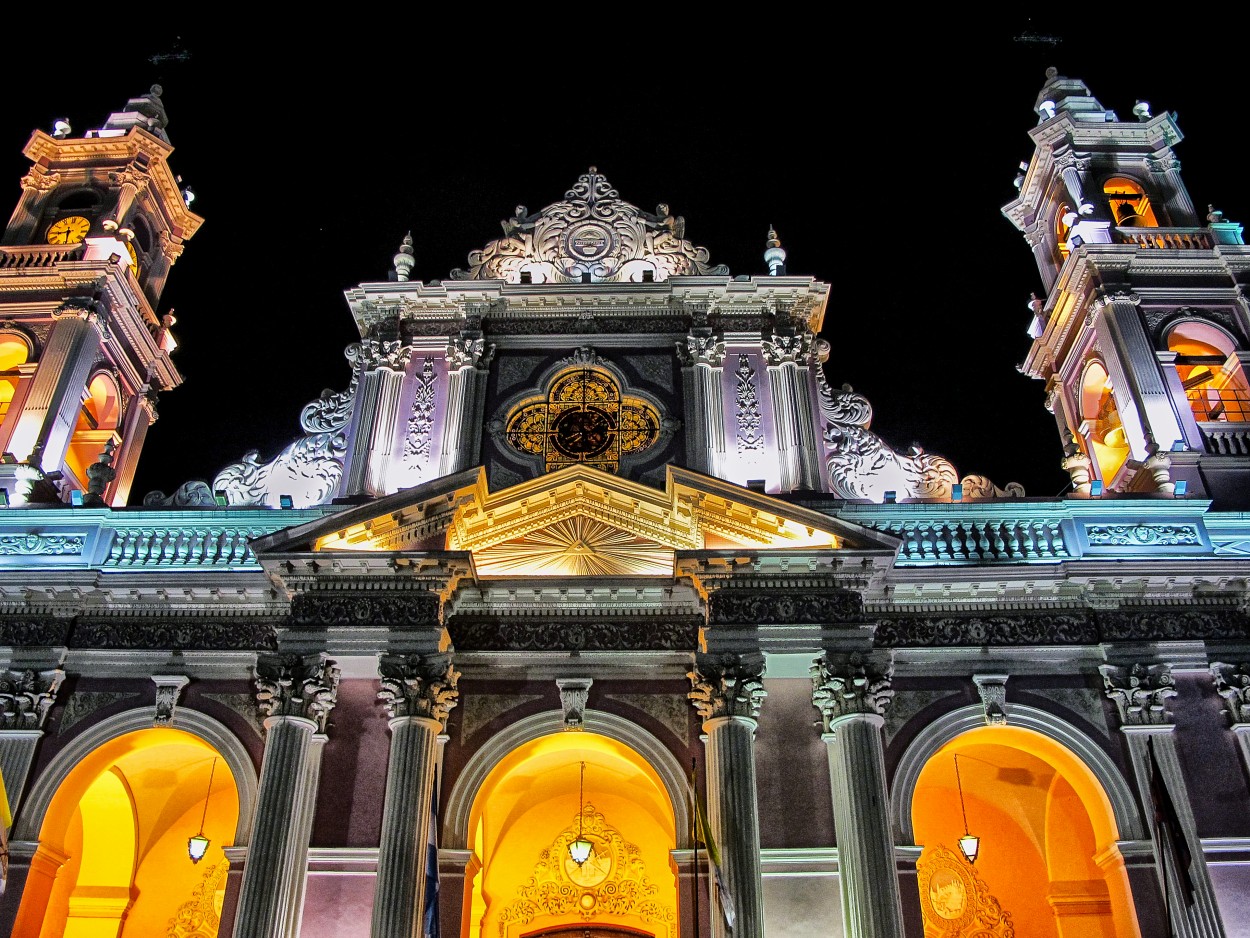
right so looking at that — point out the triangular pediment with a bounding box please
[251,465,898,577]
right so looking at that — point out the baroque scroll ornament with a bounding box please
[450,168,729,284]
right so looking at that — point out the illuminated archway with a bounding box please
[13,723,246,938]
[461,727,679,938]
[1103,177,1158,228]
[907,723,1141,938]
[1167,320,1249,423]
[0,332,31,428]
[65,371,121,491]
[1080,361,1130,483]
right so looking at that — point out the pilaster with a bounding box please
[1209,662,1250,779]
[812,651,904,938]
[1100,662,1227,938]
[371,652,460,938]
[438,336,491,476]
[678,333,725,479]
[233,653,339,938]
[0,667,63,818]
[688,650,766,938]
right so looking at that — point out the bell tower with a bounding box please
[0,85,203,505]
[1004,68,1250,507]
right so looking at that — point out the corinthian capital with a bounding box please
[1099,662,1175,726]
[762,332,816,366]
[20,170,61,192]
[1210,662,1250,724]
[254,653,340,733]
[354,339,411,372]
[688,651,766,720]
[679,333,725,367]
[377,652,460,725]
[446,336,494,369]
[811,651,893,729]
[0,668,64,730]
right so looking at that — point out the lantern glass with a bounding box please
[958,833,980,865]
[568,837,593,866]
[188,833,210,863]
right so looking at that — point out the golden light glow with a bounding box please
[473,515,674,577]
[467,732,677,938]
[1080,362,1129,483]
[14,729,238,938]
[913,727,1141,938]
[46,215,91,245]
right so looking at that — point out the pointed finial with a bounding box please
[764,226,786,276]
[393,232,415,282]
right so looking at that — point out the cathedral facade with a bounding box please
[0,71,1247,938]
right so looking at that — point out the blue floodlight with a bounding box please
[1089,480,1104,496]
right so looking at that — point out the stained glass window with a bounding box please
[505,368,661,474]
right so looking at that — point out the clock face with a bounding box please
[46,215,91,245]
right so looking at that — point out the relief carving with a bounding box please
[254,653,340,732]
[378,652,460,725]
[290,592,441,629]
[811,651,894,727]
[1210,662,1250,724]
[708,589,863,626]
[403,356,437,465]
[448,617,699,652]
[1099,662,1175,726]
[688,651,767,720]
[1085,524,1201,547]
[734,354,763,453]
[0,668,64,730]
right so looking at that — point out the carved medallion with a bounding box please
[916,844,1014,937]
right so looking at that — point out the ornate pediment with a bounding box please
[450,168,729,284]
[252,465,898,578]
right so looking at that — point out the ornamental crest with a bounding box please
[496,804,677,938]
[917,845,1015,937]
[451,168,729,284]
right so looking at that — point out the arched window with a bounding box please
[504,367,660,475]
[65,372,121,490]
[1080,362,1129,482]
[1103,176,1159,228]
[1168,320,1250,423]
[1055,202,1074,260]
[0,333,31,426]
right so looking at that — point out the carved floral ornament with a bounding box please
[917,844,1015,937]
[811,652,894,728]
[450,168,729,284]
[377,652,460,724]
[1099,661,1175,726]
[254,653,340,732]
[0,668,64,730]
[688,651,767,721]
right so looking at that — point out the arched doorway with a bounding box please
[911,725,1141,938]
[464,731,678,938]
[13,727,239,938]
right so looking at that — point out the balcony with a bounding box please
[0,243,86,268]
[1114,227,1213,250]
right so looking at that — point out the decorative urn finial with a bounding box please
[764,227,786,276]
[393,232,415,282]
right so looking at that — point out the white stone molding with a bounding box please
[13,706,258,844]
[556,677,592,730]
[442,709,691,851]
[889,703,1144,843]
[151,673,189,725]
[972,673,1009,726]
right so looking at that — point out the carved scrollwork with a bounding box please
[73,618,278,650]
[450,168,728,284]
[872,613,1097,647]
[448,617,700,652]
[1085,524,1201,547]
[678,333,725,367]
[735,354,763,453]
[973,674,1009,726]
[0,618,72,646]
[0,668,64,729]
[1210,662,1250,724]
[254,653,340,732]
[299,348,360,433]
[0,534,85,556]
[811,651,894,728]
[688,651,767,720]
[403,357,437,464]
[1099,662,1175,726]
[211,430,346,509]
[290,592,441,629]
[708,589,863,626]
[377,652,460,725]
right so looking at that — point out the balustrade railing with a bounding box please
[0,244,86,268]
[1200,422,1250,456]
[878,518,1070,563]
[1114,227,1212,250]
[104,526,269,567]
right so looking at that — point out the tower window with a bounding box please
[65,372,121,489]
[1080,361,1129,482]
[1103,177,1159,228]
[0,334,31,426]
[504,367,660,475]
[1167,321,1249,423]
[1056,202,1074,259]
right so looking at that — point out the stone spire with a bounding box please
[764,227,786,276]
[393,232,415,282]
[96,85,171,143]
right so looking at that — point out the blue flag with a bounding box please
[424,781,440,938]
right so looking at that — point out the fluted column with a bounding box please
[233,654,339,938]
[688,651,767,938]
[438,335,491,476]
[108,388,157,506]
[371,653,460,938]
[678,333,726,478]
[6,302,103,467]
[764,332,821,493]
[341,341,411,498]
[1101,662,1227,938]
[0,668,63,819]
[812,651,904,938]
[1210,662,1250,777]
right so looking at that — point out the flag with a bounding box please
[423,780,440,938]
[691,770,736,930]
[1147,735,1195,908]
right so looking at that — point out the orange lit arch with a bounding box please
[1080,360,1130,483]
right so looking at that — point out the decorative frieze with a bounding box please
[377,652,460,725]
[0,533,85,556]
[0,668,64,730]
[403,356,437,463]
[1085,523,1201,547]
[973,673,1009,726]
[254,653,340,733]
[0,617,71,646]
[1099,662,1176,726]
[1210,662,1250,724]
[708,589,863,626]
[734,354,763,453]
[556,677,592,730]
[73,618,278,650]
[1097,607,1250,641]
[688,651,767,721]
[811,652,893,729]
[289,591,441,629]
[448,616,700,652]
[152,674,189,725]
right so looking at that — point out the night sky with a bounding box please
[4,20,1242,504]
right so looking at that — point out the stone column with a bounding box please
[438,335,492,476]
[678,333,726,478]
[688,651,767,938]
[764,332,821,493]
[108,387,157,506]
[0,668,63,819]
[371,652,460,938]
[233,653,339,938]
[1210,662,1250,778]
[341,341,411,498]
[812,651,904,938]
[1100,662,1227,938]
[5,302,104,467]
